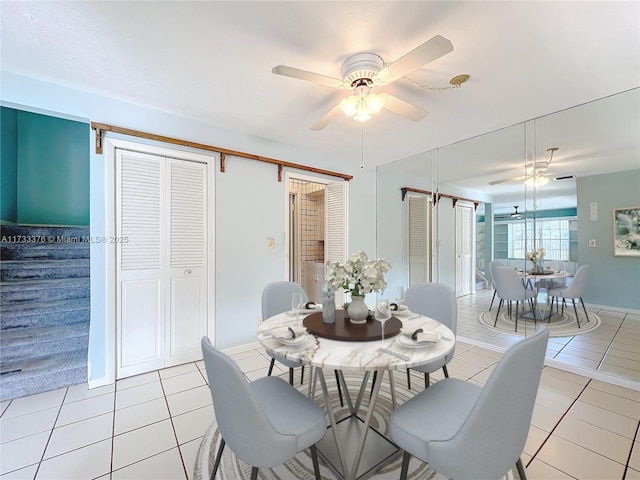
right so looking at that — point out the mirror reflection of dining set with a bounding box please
[199,277,550,480]
[489,260,591,331]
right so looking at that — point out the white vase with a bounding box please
[347,295,369,324]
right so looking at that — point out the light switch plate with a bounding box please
[589,239,596,247]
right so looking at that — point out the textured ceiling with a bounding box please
[1,1,639,210]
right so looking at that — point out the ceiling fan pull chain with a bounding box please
[360,123,365,169]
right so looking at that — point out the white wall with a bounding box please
[1,72,376,385]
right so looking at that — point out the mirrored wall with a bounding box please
[376,88,639,384]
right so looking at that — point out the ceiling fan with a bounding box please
[510,206,523,219]
[489,148,562,186]
[272,35,457,130]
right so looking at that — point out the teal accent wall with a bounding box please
[577,169,640,311]
[1,107,18,223]
[16,110,89,225]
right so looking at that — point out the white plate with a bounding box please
[278,334,308,346]
[397,334,438,349]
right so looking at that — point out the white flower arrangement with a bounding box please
[525,247,546,263]
[325,251,391,297]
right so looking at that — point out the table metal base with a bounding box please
[522,309,551,321]
[317,415,400,480]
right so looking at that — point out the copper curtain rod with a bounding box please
[90,121,353,182]
[401,187,480,210]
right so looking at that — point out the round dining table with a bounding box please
[518,269,571,321]
[257,308,455,480]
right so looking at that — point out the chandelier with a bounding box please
[339,80,385,123]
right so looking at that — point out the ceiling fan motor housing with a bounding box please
[341,53,384,87]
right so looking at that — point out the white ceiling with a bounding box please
[2,1,639,211]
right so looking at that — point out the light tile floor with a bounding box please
[1,291,639,479]
[458,289,640,386]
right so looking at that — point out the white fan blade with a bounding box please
[489,175,526,185]
[272,65,347,89]
[376,35,454,84]
[382,94,428,121]
[311,103,343,131]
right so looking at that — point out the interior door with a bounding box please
[407,194,431,286]
[116,150,165,378]
[455,203,474,297]
[325,181,348,306]
[166,158,208,365]
[116,150,208,378]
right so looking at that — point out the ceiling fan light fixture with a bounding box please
[524,175,550,187]
[339,88,386,123]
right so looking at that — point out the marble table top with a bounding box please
[258,309,455,373]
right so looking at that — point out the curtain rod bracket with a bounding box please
[94,127,103,154]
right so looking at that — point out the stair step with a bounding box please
[0,225,89,239]
[0,277,90,303]
[0,259,90,281]
[1,298,90,329]
[0,321,89,362]
[1,242,90,261]
[0,349,88,401]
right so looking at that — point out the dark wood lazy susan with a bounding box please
[303,310,402,341]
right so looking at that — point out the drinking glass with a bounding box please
[292,293,304,324]
[393,286,405,308]
[374,299,392,344]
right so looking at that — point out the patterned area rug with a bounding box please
[479,305,601,337]
[194,371,521,479]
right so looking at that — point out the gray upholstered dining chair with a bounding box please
[548,264,590,328]
[390,326,549,480]
[536,259,567,291]
[262,281,309,385]
[262,281,344,405]
[403,283,457,389]
[201,336,326,480]
[493,266,537,331]
[488,260,504,310]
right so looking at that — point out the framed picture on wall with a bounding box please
[613,207,640,257]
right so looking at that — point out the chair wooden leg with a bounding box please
[489,289,497,310]
[211,438,225,480]
[300,366,305,385]
[310,444,321,480]
[334,370,344,407]
[516,457,528,480]
[580,297,590,322]
[442,365,449,378]
[250,467,258,480]
[400,451,411,480]
[406,368,412,389]
[267,357,275,376]
[424,372,430,389]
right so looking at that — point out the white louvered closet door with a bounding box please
[325,181,348,306]
[455,203,474,297]
[407,195,431,286]
[116,150,208,378]
[166,158,207,364]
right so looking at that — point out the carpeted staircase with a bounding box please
[0,225,90,401]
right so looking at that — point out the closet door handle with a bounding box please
[184,269,192,275]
